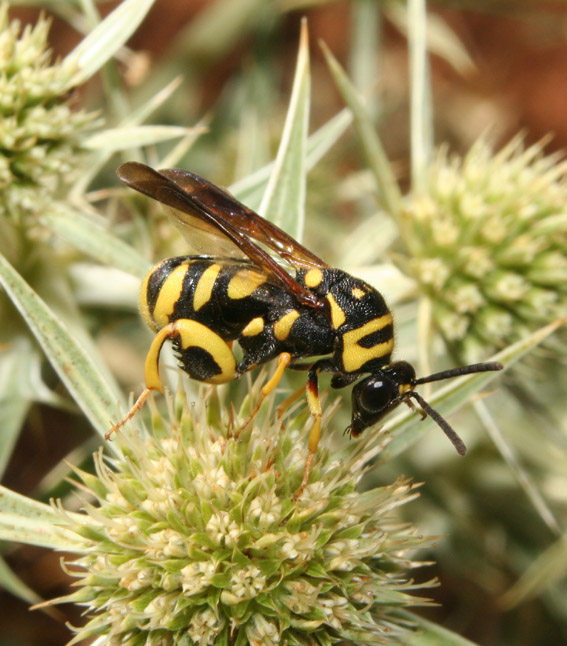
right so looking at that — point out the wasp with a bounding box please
[108,162,502,493]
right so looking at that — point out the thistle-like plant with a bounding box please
[49,386,433,646]
[0,2,96,229]
[0,2,563,645]
[402,137,567,363]
[322,5,566,641]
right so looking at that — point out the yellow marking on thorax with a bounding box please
[193,263,222,311]
[227,268,266,300]
[152,262,190,329]
[399,383,411,395]
[304,268,323,288]
[139,267,158,332]
[341,313,394,373]
[326,293,346,329]
[351,287,366,299]
[274,310,300,341]
[242,317,264,337]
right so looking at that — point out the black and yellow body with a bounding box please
[110,162,502,496]
[140,256,394,391]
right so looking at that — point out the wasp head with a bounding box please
[348,361,415,437]
[346,359,502,454]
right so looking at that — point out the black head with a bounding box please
[348,360,503,454]
[349,361,415,437]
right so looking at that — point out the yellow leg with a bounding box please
[106,322,178,439]
[293,371,323,499]
[237,352,292,434]
[276,383,305,422]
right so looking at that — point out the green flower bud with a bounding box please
[0,3,96,225]
[50,386,431,645]
[404,137,567,360]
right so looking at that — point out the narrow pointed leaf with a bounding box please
[0,557,44,607]
[258,20,310,240]
[321,40,403,218]
[83,125,193,152]
[71,78,193,197]
[349,0,381,98]
[231,108,351,211]
[500,535,567,607]
[64,0,156,87]
[399,610,481,645]
[386,4,475,75]
[0,484,84,549]
[408,0,433,194]
[0,252,125,438]
[43,204,150,278]
[0,337,69,477]
[182,0,268,63]
[69,263,140,309]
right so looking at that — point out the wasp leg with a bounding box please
[276,383,305,422]
[404,396,427,420]
[105,388,153,439]
[237,352,292,435]
[106,322,177,439]
[294,361,332,499]
[277,359,318,423]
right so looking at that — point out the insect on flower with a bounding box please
[108,162,503,494]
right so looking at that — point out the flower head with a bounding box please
[53,384,431,645]
[0,3,95,225]
[403,137,567,361]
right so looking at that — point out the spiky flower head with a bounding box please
[403,137,566,362]
[52,384,430,645]
[0,2,95,225]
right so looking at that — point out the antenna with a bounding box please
[413,362,503,386]
[408,391,467,455]
[407,361,503,455]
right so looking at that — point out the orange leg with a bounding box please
[105,388,154,439]
[293,365,324,500]
[405,397,426,420]
[237,352,292,435]
[276,383,305,422]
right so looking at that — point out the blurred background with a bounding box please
[1,1,566,644]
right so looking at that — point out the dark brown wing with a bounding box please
[117,161,327,308]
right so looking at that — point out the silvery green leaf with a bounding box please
[0,557,43,609]
[63,0,156,87]
[43,204,150,279]
[231,107,351,211]
[258,20,310,241]
[321,41,403,218]
[0,484,83,549]
[83,125,193,152]
[0,252,125,439]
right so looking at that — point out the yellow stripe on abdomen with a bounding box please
[152,262,190,329]
[175,319,237,384]
[227,268,267,300]
[193,263,222,311]
[139,268,157,332]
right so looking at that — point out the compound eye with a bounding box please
[356,376,397,414]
